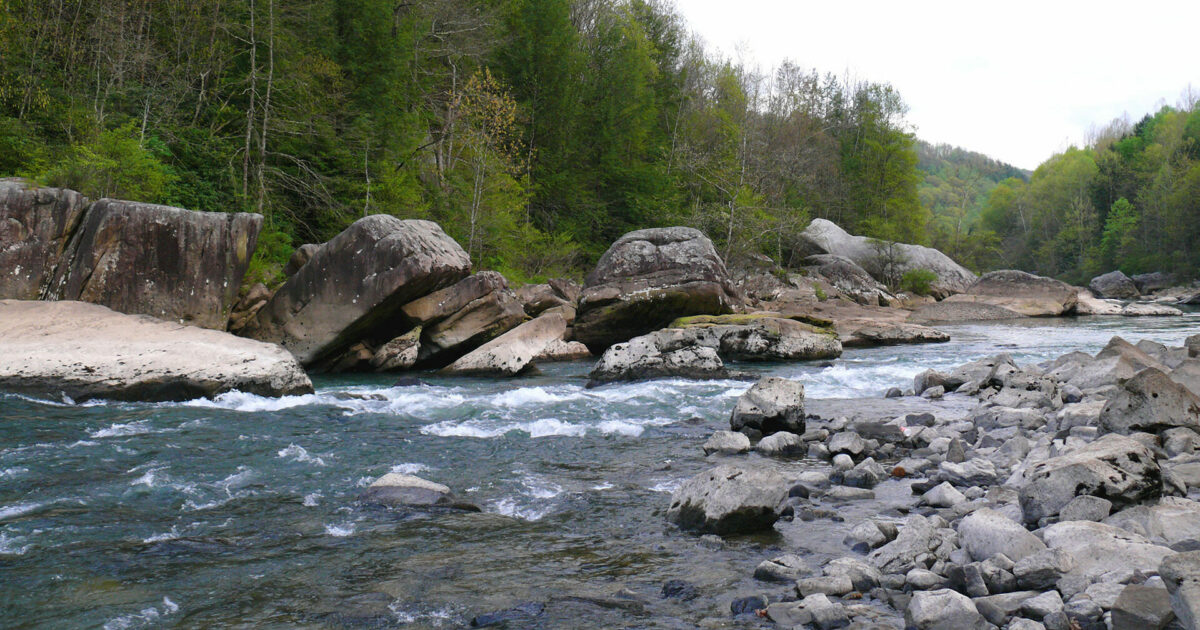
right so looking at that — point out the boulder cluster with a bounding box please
[670,334,1200,629]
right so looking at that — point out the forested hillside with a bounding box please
[0,0,927,285]
[916,141,1029,272]
[979,103,1200,284]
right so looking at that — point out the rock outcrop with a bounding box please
[0,300,312,401]
[792,218,976,298]
[1089,270,1140,298]
[240,216,470,366]
[0,179,262,329]
[574,227,739,351]
[944,270,1078,317]
[907,301,1024,324]
[0,179,89,300]
[588,315,841,385]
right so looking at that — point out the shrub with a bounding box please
[899,269,938,296]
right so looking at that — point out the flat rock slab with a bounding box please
[0,300,312,402]
[806,395,976,424]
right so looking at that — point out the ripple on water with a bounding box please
[277,444,327,466]
[101,597,178,630]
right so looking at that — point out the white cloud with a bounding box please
[675,0,1200,170]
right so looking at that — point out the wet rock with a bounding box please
[1019,434,1162,523]
[730,376,805,437]
[944,270,1079,317]
[824,556,884,592]
[828,431,867,458]
[359,473,480,511]
[905,589,990,630]
[843,457,886,488]
[666,465,788,535]
[587,330,728,385]
[661,579,699,601]
[575,227,739,351]
[844,520,890,550]
[1059,495,1112,522]
[1110,585,1174,629]
[801,592,850,629]
[766,601,812,627]
[958,508,1046,563]
[730,594,768,615]
[442,313,567,376]
[242,216,470,365]
[0,300,313,402]
[755,431,805,457]
[1160,550,1200,628]
[796,575,854,597]
[1100,367,1200,435]
[1042,521,1173,580]
[754,553,812,582]
[1089,270,1140,299]
[703,431,751,456]
[470,601,544,627]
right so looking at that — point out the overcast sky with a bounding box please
[676,0,1200,170]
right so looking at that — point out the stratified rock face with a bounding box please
[442,312,566,376]
[242,216,470,366]
[0,300,312,402]
[666,464,787,534]
[1019,434,1162,523]
[47,199,262,330]
[575,227,739,351]
[1089,270,1140,299]
[792,218,977,298]
[946,270,1078,317]
[0,179,89,300]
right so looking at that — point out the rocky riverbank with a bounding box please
[666,333,1200,629]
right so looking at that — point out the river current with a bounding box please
[3,315,1200,628]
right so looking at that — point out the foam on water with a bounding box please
[390,462,430,474]
[0,531,32,555]
[101,597,178,630]
[303,492,321,507]
[90,420,157,439]
[277,444,327,466]
[324,522,355,537]
[490,497,553,521]
[183,391,327,412]
[0,501,45,521]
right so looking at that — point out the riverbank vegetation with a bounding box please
[1,0,1194,286]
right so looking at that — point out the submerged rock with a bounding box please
[666,464,788,535]
[0,299,312,402]
[574,227,740,351]
[359,473,479,512]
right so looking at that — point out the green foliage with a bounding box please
[813,284,827,301]
[43,123,176,202]
[899,269,938,296]
[244,227,293,288]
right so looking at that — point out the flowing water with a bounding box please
[3,315,1200,629]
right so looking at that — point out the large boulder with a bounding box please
[416,284,526,366]
[907,300,1024,324]
[1089,270,1140,299]
[803,254,893,306]
[587,317,841,385]
[1042,520,1173,580]
[840,320,950,347]
[0,179,89,300]
[1099,367,1200,435]
[944,270,1079,316]
[1104,498,1200,548]
[241,216,470,366]
[401,271,507,325]
[729,377,805,438]
[1019,434,1163,523]
[666,464,788,534]
[574,227,739,351]
[1133,272,1175,294]
[792,218,977,298]
[442,312,566,376]
[905,589,990,630]
[50,198,261,329]
[0,300,312,402]
[868,514,956,574]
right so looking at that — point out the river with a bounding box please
[2,314,1199,629]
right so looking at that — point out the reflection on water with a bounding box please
[1,314,1199,627]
